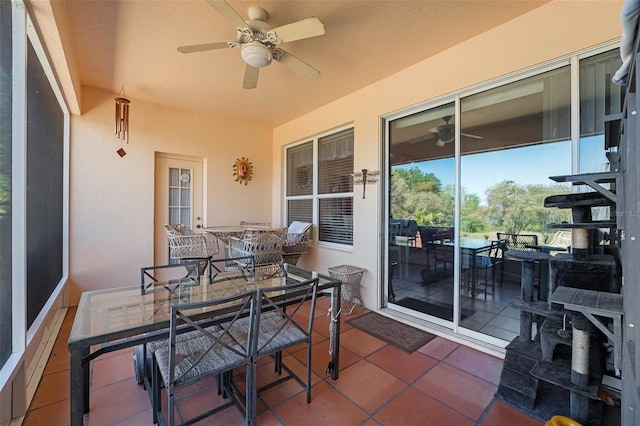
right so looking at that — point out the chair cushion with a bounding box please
[146,325,218,353]
[255,311,307,355]
[229,311,307,356]
[287,221,312,235]
[154,324,251,387]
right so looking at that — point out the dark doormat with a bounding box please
[346,312,436,353]
[394,297,475,322]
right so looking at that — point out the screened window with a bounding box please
[285,127,354,246]
[26,39,65,327]
[0,0,12,369]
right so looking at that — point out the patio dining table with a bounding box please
[68,264,342,426]
[204,225,286,257]
[204,224,284,241]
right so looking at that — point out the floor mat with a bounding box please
[394,297,475,321]
[346,311,436,353]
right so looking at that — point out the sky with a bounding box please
[395,141,578,204]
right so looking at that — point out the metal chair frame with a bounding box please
[151,291,256,426]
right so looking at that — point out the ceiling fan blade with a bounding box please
[206,0,248,29]
[270,17,325,43]
[462,132,483,139]
[275,50,320,80]
[243,64,259,89]
[177,42,230,54]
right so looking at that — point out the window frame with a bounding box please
[0,0,70,409]
[284,125,354,249]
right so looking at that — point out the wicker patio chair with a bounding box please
[164,224,219,274]
[282,221,313,265]
[229,231,286,279]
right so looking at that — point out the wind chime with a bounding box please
[114,84,131,157]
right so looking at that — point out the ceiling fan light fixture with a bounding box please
[241,42,272,68]
[437,128,454,146]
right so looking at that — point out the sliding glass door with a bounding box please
[388,102,457,324]
[385,47,622,343]
[457,67,572,340]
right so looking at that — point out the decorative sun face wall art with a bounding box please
[233,157,253,185]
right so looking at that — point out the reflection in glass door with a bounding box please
[386,48,624,344]
[457,67,573,341]
[388,102,457,324]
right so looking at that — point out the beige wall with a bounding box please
[67,87,273,304]
[272,0,623,309]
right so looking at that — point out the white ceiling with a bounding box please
[62,0,550,127]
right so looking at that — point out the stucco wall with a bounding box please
[67,87,273,304]
[272,0,623,310]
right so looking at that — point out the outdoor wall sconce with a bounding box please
[351,168,379,199]
[114,84,131,157]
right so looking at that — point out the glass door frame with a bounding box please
[383,96,466,332]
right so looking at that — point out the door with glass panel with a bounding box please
[387,71,574,334]
[386,49,623,344]
[457,67,573,341]
[154,154,204,264]
[388,102,457,324]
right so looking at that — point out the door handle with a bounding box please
[196,224,202,229]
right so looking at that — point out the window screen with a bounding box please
[0,0,13,369]
[26,39,64,327]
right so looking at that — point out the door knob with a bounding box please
[196,224,202,229]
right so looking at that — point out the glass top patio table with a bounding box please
[68,264,342,426]
[203,225,283,241]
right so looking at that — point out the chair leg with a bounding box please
[306,343,312,404]
[151,356,161,424]
[248,360,258,426]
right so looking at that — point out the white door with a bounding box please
[154,154,204,264]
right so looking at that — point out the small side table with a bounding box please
[505,250,551,342]
[328,265,365,315]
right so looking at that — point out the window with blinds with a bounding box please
[285,127,354,246]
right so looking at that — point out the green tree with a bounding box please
[461,191,486,233]
[390,167,452,227]
[525,183,572,241]
[485,181,571,237]
[394,167,441,193]
[486,180,529,234]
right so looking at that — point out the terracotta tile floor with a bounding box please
[23,298,545,425]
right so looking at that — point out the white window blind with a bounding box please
[286,141,313,197]
[285,127,354,246]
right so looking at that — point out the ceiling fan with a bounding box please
[177,0,325,89]
[426,116,482,147]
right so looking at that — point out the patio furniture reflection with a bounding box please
[470,239,507,299]
[431,238,493,297]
